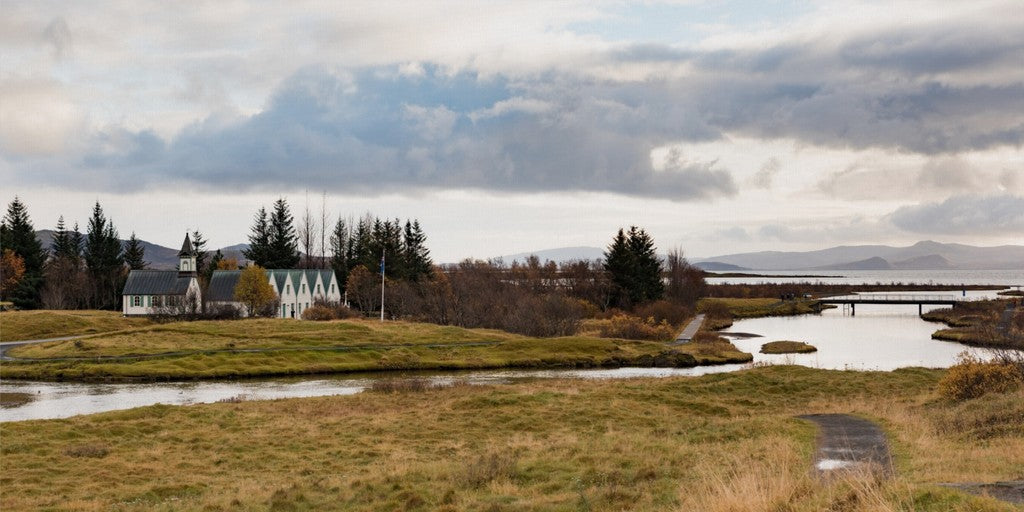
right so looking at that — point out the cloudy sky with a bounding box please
[2,0,1022,261]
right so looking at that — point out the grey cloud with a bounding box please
[889,194,1024,235]
[748,157,781,189]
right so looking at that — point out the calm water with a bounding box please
[2,286,1018,422]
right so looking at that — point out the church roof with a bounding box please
[178,234,194,257]
[123,270,193,295]
[208,270,242,302]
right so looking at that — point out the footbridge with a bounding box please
[818,294,964,315]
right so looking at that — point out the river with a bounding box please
[1,287,1018,422]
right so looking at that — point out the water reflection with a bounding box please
[724,304,992,371]
[2,299,1012,422]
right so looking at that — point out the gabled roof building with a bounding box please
[122,234,202,316]
[208,268,342,318]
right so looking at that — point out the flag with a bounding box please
[379,254,385,275]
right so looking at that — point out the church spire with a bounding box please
[178,233,197,276]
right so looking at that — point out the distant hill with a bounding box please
[499,246,605,264]
[694,261,750,271]
[35,231,250,270]
[695,241,1024,270]
[814,256,893,271]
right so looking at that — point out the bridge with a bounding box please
[818,294,964,315]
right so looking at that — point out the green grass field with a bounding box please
[1,366,1020,511]
[760,340,818,354]
[0,310,152,342]
[1,316,752,381]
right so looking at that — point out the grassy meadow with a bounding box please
[1,315,751,381]
[2,366,1021,511]
[0,310,152,342]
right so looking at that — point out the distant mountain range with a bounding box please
[499,246,606,264]
[695,241,1024,270]
[497,241,1024,270]
[35,230,250,270]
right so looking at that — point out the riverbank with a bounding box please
[0,317,752,382]
[2,366,1020,511]
[923,299,1023,348]
[697,297,821,330]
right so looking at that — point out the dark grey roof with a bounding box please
[208,270,243,302]
[123,270,193,295]
[178,234,194,257]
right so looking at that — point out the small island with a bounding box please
[760,341,818,354]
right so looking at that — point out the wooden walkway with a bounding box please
[672,314,704,344]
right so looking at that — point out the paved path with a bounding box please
[671,314,704,344]
[798,414,892,477]
[0,335,89,361]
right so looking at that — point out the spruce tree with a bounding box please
[603,228,634,308]
[267,198,300,269]
[403,220,433,281]
[190,230,208,277]
[0,197,47,307]
[243,207,271,267]
[207,249,224,275]
[51,216,77,260]
[330,218,351,293]
[626,226,664,303]
[123,232,147,270]
[83,202,124,309]
[603,226,664,308]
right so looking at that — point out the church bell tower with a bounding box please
[178,233,197,277]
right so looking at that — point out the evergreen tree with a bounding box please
[242,207,271,267]
[206,249,224,280]
[378,218,405,279]
[403,220,433,281]
[626,226,663,303]
[83,202,124,309]
[190,230,208,278]
[603,228,633,308]
[267,198,300,268]
[70,223,83,259]
[329,218,351,294]
[603,226,663,308]
[123,232,147,270]
[352,215,375,270]
[0,197,47,308]
[50,216,78,261]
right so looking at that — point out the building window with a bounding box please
[317,284,321,294]
[153,296,162,308]
[133,296,141,307]
[330,284,335,294]
[286,284,290,294]
[282,304,286,317]
[302,284,306,293]
[305,302,309,311]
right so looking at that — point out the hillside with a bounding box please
[696,241,1024,270]
[34,231,249,270]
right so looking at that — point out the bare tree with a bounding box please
[319,191,328,269]
[298,191,317,269]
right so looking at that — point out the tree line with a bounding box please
[2,194,705,340]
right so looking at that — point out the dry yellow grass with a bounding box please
[1,366,1020,511]
[0,310,151,342]
[1,318,752,381]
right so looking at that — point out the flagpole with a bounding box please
[379,253,385,322]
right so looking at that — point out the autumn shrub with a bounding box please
[938,353,1022,400]
[502,293,585,337]
[634,299,691,326]
[301,305,336,321]
[598,314,676,341]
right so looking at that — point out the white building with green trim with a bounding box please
[207,268,342,318]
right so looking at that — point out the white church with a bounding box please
[122,233,342,318]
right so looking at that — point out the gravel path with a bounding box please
[671,314,704,344]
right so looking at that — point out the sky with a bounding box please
[2,0,1023,262]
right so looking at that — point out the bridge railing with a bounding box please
[820,294,961,302]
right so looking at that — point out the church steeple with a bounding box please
[178,233,197,277]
